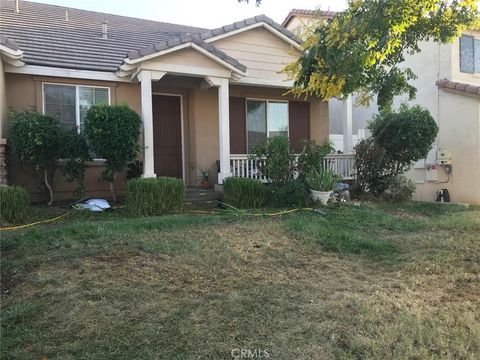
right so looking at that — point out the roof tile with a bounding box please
[436,79,480,99]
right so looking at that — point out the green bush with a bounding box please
[354,138,394,195]
[125,177,185,216]
[381,175,416,202]
[223,177,267,209]
[85,104,141,202]
[269,179,309,208]
[0,186,29,225]
[297,140,333,176]
[251,136,296,184]
[9,110,90,204]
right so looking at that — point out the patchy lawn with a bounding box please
[1,203,479,359]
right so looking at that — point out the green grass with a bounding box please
[1,202,479,359]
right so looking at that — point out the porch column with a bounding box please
[217,77,231,184]
[138,70,165,178]
[343,95,354,153]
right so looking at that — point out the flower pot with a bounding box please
[310,189,331,205]
[200,180,210,189]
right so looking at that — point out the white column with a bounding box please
[343,95,354,153]
[217,78,231,184]
[138,70,156,178]
[138,70,165,178]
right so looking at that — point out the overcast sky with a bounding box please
[28,0,348,28]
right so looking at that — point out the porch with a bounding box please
[230,153,356,182]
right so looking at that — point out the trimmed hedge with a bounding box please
[0,186,29,225]
[125,177,185,216]
[223,177,267,209]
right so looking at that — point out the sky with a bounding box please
[27,0,348,28]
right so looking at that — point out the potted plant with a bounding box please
[196,167,210,189]
[306,169,340,205]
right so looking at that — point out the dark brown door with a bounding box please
[152,95,182,178]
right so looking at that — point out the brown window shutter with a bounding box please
[229,97,246,154]
[289,101,310,152]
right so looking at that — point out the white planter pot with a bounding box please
[310,189,332,205]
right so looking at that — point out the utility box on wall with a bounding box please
[426,163,438,181]
[437,149,452,165]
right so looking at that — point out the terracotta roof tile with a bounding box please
[436,79,480,99]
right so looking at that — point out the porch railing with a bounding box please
[230,153,356,183]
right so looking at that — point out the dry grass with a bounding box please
[1,203,479,359]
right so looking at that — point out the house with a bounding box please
[283,9,480,205]
[0,0,329,202]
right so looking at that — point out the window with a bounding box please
[460,35,480,74]
[43,83,110,132]
[246,99,288,153]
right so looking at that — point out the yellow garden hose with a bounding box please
[0,211,74,232]
[1,202,319,232]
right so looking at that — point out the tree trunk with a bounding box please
[109,173,116,203]
[44,169,54,206]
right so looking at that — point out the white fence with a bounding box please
[230,153,356,183]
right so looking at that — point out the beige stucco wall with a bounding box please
[212,27,301,84]
[4,73,141,202]
[409,92,480,205]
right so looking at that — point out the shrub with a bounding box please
[269,179,309,208]
[9,111,89,204]
[125,177,185,216]
[306,169,341,191]
[0,186,29,225]
[354,138,394,195]
[60,129,91,197]
[297,140,333,176]
[369,104,438,180]
[381,175,416,202]
[84,104,141,202]
[223,177,267,209]
[251,136,296,184]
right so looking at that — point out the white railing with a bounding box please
[230,153,355,182]
[230,154,269,183]
[323,153,356,180]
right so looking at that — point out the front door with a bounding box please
[152,95,182,179]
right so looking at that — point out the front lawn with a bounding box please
[1,203,479,359]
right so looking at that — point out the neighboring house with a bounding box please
[284,9,480,205]
[0,0,329,202]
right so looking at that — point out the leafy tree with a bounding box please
[9,111,89,205]
[285,0,479,109]
[84,104,141,202]
[354,105,438,196]
[369,104,438,178]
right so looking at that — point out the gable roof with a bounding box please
[282,8,338,27]
[0,0,299,74]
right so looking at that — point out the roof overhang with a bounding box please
[0,43,24,67]
[117,41,247,81]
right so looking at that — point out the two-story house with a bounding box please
[284,9,480,205]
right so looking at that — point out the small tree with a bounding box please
[296,139,333,176]
[84,104,141,202]
[9,111,62,205]
[9,111,92,205]
[369,104,439,180]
